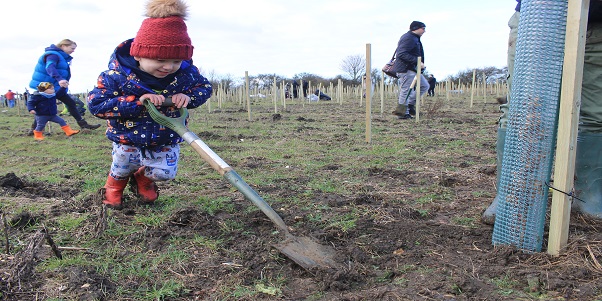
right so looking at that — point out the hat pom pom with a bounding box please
[146,0,188,19]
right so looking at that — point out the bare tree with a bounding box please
[445,66,507,85]
[367,68,382,86]
[218,74,236,92]
[254,73,287,90]
[340,55,366,84]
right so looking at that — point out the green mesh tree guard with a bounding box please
[492,0,568,252]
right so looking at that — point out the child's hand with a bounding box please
[140,94,165,107]
[29,110,36,115]
[171,93,190,108]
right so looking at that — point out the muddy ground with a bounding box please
[0,97,601,301]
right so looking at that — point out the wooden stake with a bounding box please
[446,80,450,101]
[483,72,487,103]
[245,71,251,121]
[272,78,277,113]
[470,69,476,107]
[365,43,372,143]
[380,70,385,116]
[415,57,422,122]
[548,0,589,256]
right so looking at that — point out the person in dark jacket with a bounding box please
[483,0,602,223]
[29,39,100,133]
[292,80,299,98]
[302,80,309,98]
[392,21,430,119]
[88,0,212,210]
[27,82,80,140]
[427,74,437,97]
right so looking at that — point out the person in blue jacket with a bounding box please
[29,39,100,133]
[88,0,212,210]
[392,21,430,120]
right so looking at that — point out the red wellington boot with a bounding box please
[130,167,159,203]
[101,175,129,209]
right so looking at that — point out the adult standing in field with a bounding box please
[4,90,15,108]
[302,80,309,98]
[427,74,437,97]
[482,0,602,223]
[292,80,299,98]
[481,0,521,225]
[392,21,430,120]
[28,39,100,134]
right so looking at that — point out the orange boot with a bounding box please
[101,175,129,209]
[33,130,44,141]
[61,125,80,136]
[130,167,159,203]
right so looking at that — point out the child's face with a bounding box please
[135,57,183,78]
[43,86,55,94]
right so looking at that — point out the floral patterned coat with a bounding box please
[88,39,212,149]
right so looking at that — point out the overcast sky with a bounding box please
[0,0,511,94]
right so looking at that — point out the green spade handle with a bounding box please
[143,98,189,136]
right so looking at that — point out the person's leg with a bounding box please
[131,144,181,203]
[393,71,415,116]
[506,11,520,101]
[49,115,67,127]
[27,118,37,136]
[56,92,100,130]
[482,11,519,224]
[407,74,430,116]
[140,144,180,181]
[573,23,602,218]
[418,74,429,98]
[102,143,141,209]
[33,116,50,140]
[51,115,80,136]
[35,116,51,132]
[56,92,83,121]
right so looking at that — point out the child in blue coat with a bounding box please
[27,82,80,140]
[88,0,212,209]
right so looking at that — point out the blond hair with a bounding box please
[56,39,77,48]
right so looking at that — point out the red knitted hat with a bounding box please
[130,0,194,60]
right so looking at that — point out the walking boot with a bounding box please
[408,104,416,116]
[77,119,101,130]
[27,120,37,136]
[101,175,129,209]
[482,127,506,225]
[573,132,602,219]
[392,104,408,116]
[130,167,159,203]
[33,130,44,141]
[61,125,80,137]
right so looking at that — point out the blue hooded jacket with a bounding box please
[27,87,67,116]
[87,39,212,149]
